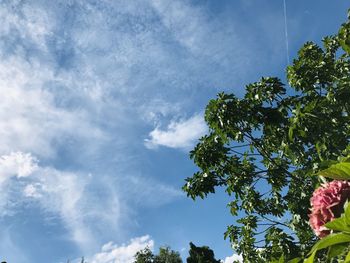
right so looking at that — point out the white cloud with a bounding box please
[223,254,243,263]
[145,114,207,150]
[0,152,38,183]
[90,235,154,263]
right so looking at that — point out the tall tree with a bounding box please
[134,247,154,263]
[154,246,182,263]
[186,242,220,263]
[183,9,350,262]
[134,246,182,263]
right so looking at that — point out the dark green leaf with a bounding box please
[327,243,348,259]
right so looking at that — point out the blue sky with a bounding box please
[0,1,347,262]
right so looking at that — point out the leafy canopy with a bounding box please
[134,247,154,263]
[133,243,221,263]
[183,9,350,262]
[155,247,182,263]
[186,242,221,263]
[134,246,182,263]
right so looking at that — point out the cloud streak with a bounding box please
[0,152,112,250]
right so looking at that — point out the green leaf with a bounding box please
[318,162,350,180]
[288,127,294,141]
[318,159,338,170]
[345,201,350,226]
[327,243,348,259]
[325,202,350,234]
[340,39,350,55]
[304,251,316,263]
[325,216,350,233]
[288,257,301,263]
[345,249,350,262]
[270,254,286,263]
[341,156,350,163]
[308,233,350,256]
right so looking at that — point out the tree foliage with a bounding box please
[183,9,350,262]
[133,243,221,263]
[186,242,220,263]
[134,247,155,263]
[155,246,182,263]
[134,246,182,263]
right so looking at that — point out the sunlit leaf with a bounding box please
[318,162,350,180]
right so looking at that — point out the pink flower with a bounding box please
[309,180,350,238]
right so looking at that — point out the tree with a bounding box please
[134,247,154,263]
[134,246,182,263]
[183,9,350,262]
[154,246,182,263]
[186,242,220,263]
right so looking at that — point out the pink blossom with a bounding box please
[309,180,350,238]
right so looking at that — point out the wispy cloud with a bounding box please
[0,152,119,250]
[145,114,207,150]
[0,152,39,216]
[0,1,52,53]
[0,0,291,261]
[117,174,183,207]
